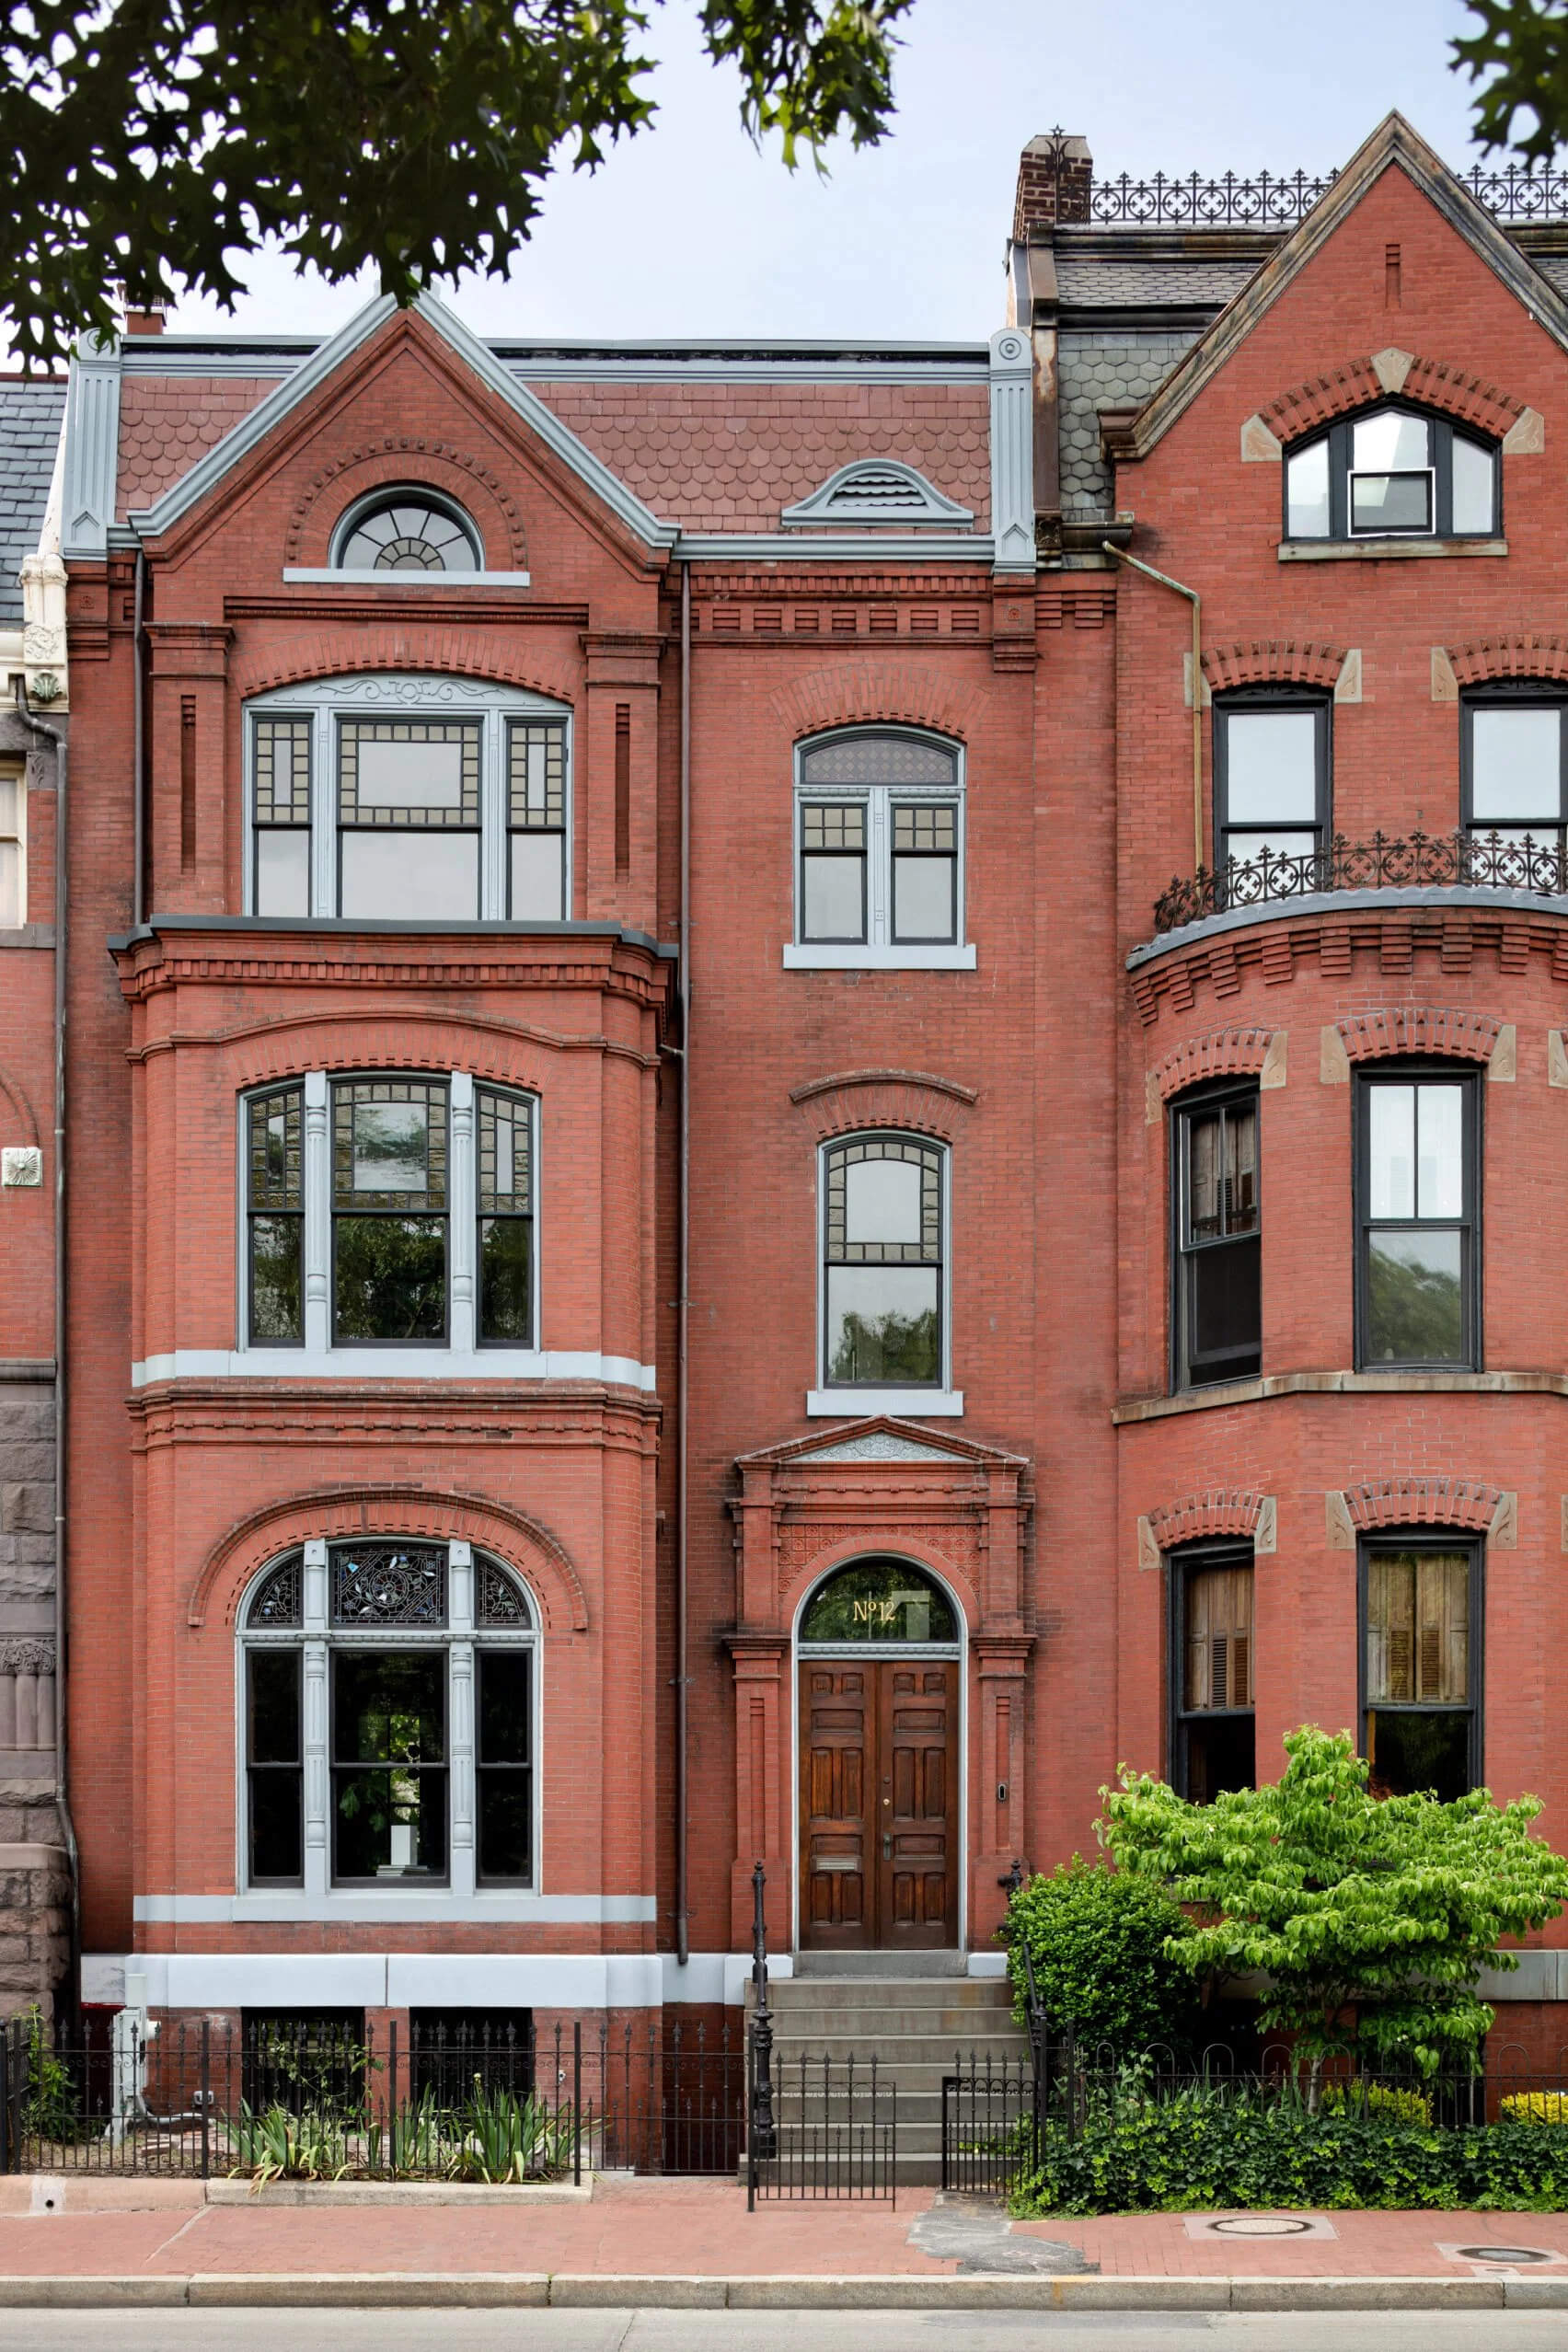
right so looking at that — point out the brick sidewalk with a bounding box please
[0,2177,1565,2282]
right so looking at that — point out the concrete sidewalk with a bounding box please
[2,2177,1568,2308]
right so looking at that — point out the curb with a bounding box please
[0,2273,1566,2310]
[0,2177,594,2216]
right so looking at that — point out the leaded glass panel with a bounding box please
[330,1542,448,1627]
[507,723,567,830]
[248,1087,305,1344]
[338,499,479,572]
[253,720,312,825]
[248,1553,304,1630]
[802,804,865,854]
[249,1087,303,1211]
[477,1558,533,1627]
[333,1081,447,1210]
[825,1137,941,1265]
[339,721,481,829]
[801,734,956,787]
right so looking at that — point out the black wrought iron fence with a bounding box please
[1153,829,1568,935]
[1070,161,1568,230]
[0,2010,744,2181]
[746,2047,898,2208]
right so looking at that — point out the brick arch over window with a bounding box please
[189,1486,590,1632]
[233,633,579,707]
[1336,1008,1502,1066]
[790,1067,977,1144]
[1260,353,1527,445]
[0,1063,39,1148]
[285,440,528,570]
[1146,1491,1267,1551]
[1343,1477,1502,1535]
[1447,638,1568,689]
[1203,640,1347,694]
[221,1009,612,1095]
[770,663,988,744]
[1151,1026,1280,1105]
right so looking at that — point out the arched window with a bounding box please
[788,728,973,971]
[332,489,482,572]
[819,1132,948,1396]
[1285,404,1498,543]
[241,1539,537,1894]
[799,1559,958,1646]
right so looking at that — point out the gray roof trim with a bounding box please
[781,459,974,528]
[112,913,675,957]
[513,357,989,386]
[1126,882,1568,969]
[116,335,987,386]
[671,532,994,564]
[61,335,121,561]
[1127,113,1568,460]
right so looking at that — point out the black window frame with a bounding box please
[1213,689,1332,890]
[476,1084,537,1350]
[245,1082,306,1349]
[1283,402,1501,544]
[1460,683,1568,870]
[246,1645,305,1887]
[798,800,870,944]
[329,1644,451,1888]
[1167,1540,1257,1803]
[1358,1530,1483,1799]
[820,1131,947,1391]
[1170,1081,1262,1392]
[1354,1060,1482,1374]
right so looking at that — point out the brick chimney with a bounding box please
[1013,132,1093,237]
[123,306,167,336]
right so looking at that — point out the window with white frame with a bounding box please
[0,764,24,928]
[819,1133,949,1393]
[789,729,970,967]
[241,1539,536,1892]
[245,676,571,923]
[243,1073,536,1357]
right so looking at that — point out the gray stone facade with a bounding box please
[1058,329,1200,513]
[0,1371,66,2014]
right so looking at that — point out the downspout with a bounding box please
[132,548,146,928]
[13,681,79,2018]
[674,559,691,1966]
[1102,543,1205,873]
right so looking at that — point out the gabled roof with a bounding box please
[125,291,677,552]
[734,1415,1027,1470]
[1122,112,1568,459]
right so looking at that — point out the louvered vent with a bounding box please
[826,468,928,510]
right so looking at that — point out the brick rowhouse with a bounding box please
[0,110,1563,2056]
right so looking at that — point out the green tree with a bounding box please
[1456,2,1568,166]
[1002,1855,1198,2048]
[2,0,915,366]
[1103,1725,1568,2084]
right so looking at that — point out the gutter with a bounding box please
[1102,541,1205,872]
[674,559,692,1967]
[132,548,146,928]
[12,681,80,2021]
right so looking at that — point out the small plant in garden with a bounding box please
[1001,1855,1198,2047]
[447,2080,574,2184]
[230,2100,352,2185]
[17,2008,79,2143]
[1500,2092,1568,2124]
[1103,1725,1568,2087]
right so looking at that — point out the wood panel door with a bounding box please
[799,1659,958,1950]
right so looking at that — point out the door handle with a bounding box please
[882,1834,892,1861]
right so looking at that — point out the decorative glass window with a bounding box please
[1214,696,1330,897]
[508,721,568,919]
[338,720,481,920]
[1355,1067,1479,1370]
[1285,405,1499,542]
[0,764,24,928]
[794,730,963,955]
[1462,689,1568,880]
[1170,1548,1255,1802]
[247,1084,305,1346]
[331,1078,449,1344]
[477,1087,535,1345]
[252,718,312,917]
[333,490,482,572]
[1362,1541,1479,1800]
[799,1559,958,1645]
[821,1135,945,1389]
[1172,1088,1261,1389]
[241,1542,537,1892]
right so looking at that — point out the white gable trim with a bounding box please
[781,458,974,528]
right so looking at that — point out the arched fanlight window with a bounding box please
[333,489,482,572]
[799,1559,958,1644]
[239,1540,536,1894]
[1285,404,1498,542]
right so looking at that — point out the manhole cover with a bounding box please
[1210,2216,1315,2238]
[1455,2245,1555,2265]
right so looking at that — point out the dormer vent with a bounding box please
[781,460,974,530]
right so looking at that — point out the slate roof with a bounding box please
[118,375,285,512]
[1055,253,1260,309]
[1057,330,1197,511]
[0,377,65,621]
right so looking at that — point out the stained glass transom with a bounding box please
[339,721,481,829]
[330,1542,448,1626]
[477,1090,532,1216]
[248,1086,303,1211]
[332,1080,448,1210]
[801,1559,956,1643]
[477,1558,533,1628]
[248,1553,304,1629]
[338,498,480,573]
[800,733,956,788]
[824,1136,942,1265]
[508,723,568,831]
[253,719,312,825]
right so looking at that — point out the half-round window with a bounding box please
[333,489,482,572]
[800,1559,957,1645]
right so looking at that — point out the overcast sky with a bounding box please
[162,0,1493,346]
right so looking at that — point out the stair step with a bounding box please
[765,2007,1020,2036]
[792,1951,971,1978]
[757,1977,1015,2010]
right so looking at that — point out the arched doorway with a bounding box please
[795,1559,962,1953]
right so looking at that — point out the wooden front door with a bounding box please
[799,1659,959,1950]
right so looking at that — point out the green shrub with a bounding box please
[1500,2092,1568,2125]
[1003,1857,1197,2046]
[1010,2088,1568,2216]
[1320,2079,1432,2126]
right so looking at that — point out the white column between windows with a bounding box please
[449,1072,476,1353]
[303,1071,330,1353]
[449,1540,476,1897]
[312,710,335,916]
[480,711,507,920]
[868,790,888,944]
[302,1539,329,1898]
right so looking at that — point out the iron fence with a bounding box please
[746,2047,898,2208]
[1065,161,1568,231]
[1152,829,1568,935]
[0,2011,744,2182]
[941,2051,1035,2195]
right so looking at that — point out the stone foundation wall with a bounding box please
[0,1372,69,2016]
[0,1840,70,2021]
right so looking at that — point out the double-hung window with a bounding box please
[1286,404,1499,542]
[0,762,25,928]
[1355,1066,1480,1370]
[332,1079,450,1344]
[246,1085,306,1345]
[814,1133,955,1410]
[244,677,571,923]
[1214,695,1330,899]
[788,729,973,969]
[1170,1547,1255,1801]
[1172,1087,1261,1389]
[1361,1539,1480,1800]
[1462,689,1568,884]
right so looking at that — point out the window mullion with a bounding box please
[869,789,889,945]
[449,1073,476,1353]
[303,1073,330,1353]
[480,711,505,919]
[449,1638,476,1898]
[313,712,334,916]
[301,1539,329,1897]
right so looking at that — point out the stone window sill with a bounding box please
[1113,1366,1568,1423]
[807,1387,963,1418]
[784,944,977,972]
[281,569,533,587]
[1278,536,1507,563]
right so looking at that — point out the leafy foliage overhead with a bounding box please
[1103,1726,1568,2074]
[2,0,915,366]
[1455,1,1568,166]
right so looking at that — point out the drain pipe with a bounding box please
[132,548,146,927]
[674,559,692,1966]
[13,680,80,2020]
[1102,542,1205,873]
